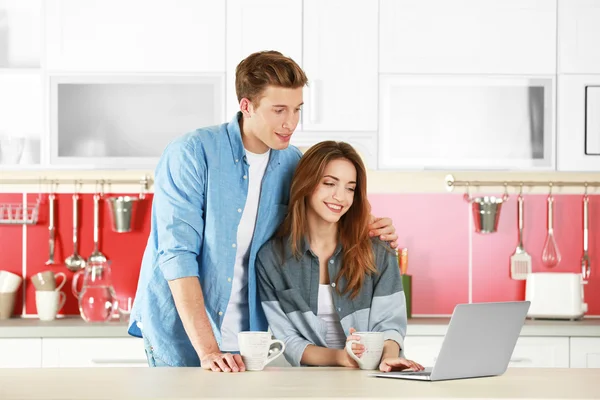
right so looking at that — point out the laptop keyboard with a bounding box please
[400,371,431,376]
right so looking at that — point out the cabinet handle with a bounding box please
[509,357,532,363]
[91,359,147,365]
[309,79,319,124]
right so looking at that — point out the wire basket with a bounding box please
[0,198,41,225]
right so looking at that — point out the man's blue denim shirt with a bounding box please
[129,113,302,366]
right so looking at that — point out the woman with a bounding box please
[256,141,423,372]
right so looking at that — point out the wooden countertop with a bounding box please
[0,367,598,399]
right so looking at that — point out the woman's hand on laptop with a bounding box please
[379,357,425,373]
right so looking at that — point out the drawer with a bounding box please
[0,338,42,368]
[403,335,569,369]
[42,338,147,368]
[509,337,569,368]
[570,337,600,368]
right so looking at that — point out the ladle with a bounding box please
[65,193,86,272]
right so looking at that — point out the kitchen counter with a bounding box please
[0,367,598,400]
[1,316,600,338]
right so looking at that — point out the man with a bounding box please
[129,51,398,371]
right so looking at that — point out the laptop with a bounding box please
[370,301,530,382]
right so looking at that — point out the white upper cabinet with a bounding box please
[0,73,43,167]
[302,0,378,132]
[557,75,600,171]
[558,0,600,74]
[379,75,555,170]
[45,0,225,72]
[0,0,41,68]
[380,0,557,74]
[225,0,302,118]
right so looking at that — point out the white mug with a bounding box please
[35,290,66,321]
[345,331,384,370]
[0,270,22,293]
[238,332,286,371]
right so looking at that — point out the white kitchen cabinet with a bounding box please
[570,337,600,368]
[557,75,600,171]
[290,131,378,170]
[45,0,225,72]
[509,337,570,368]
[558,0,600,74]
[380,0,556,75]
[0,338,42,368]
[42,338,147,368]
[379,75,555,170]
[225,0,302,118]
[49,74,224,169]
[0,72,43,167]
[403,336,569,369]
[302,0,378,132]
[0,0,41,68]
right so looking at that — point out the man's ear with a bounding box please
[240,98,253,118]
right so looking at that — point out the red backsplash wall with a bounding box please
[0,192,599,318]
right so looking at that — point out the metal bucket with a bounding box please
[470,196,505,234]
[107,196,139,233]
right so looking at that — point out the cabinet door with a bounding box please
[558,0,600,73]
[302,0,377,131]
[0,73,43,166]
[290,132,377,170]
[557,75,600,171]
[0,338,42,368]
[225,0,302,118]
[45,0,225,72]
[508,337,569,368]
[380,0,556,74]
[42,338,147,367]
[0,0,41,68]
[379,75,555,170]
[570,337,600,368]
[402,336,444,367]
[49,75,224,169]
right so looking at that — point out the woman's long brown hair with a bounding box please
[277,141,376,299]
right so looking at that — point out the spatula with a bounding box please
[510,194,532,280]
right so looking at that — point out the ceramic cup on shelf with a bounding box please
[0,270,23,293]
[0,291,17,320]
[31,271,66,292]
[35,290,66,321]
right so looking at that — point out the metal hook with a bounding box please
[502,182,509,201]
[584,182,589,199]
[548,182,553,197]
[463,182,472,203]
[518,183,524,198]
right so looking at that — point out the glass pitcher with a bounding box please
[71,261,116,322]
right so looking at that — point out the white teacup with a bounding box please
[345,331,384,370]
[35,290,66,321]
[238,332,286,371]
[0,270,22,293]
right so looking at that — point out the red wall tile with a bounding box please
[472,194,600,314]
[25,193,152,316]
[368,194,470,315]
[3,190,598,320]
[0,194,24,317]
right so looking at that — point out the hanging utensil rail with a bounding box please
[0,175,152,225]
[445,174,600,192]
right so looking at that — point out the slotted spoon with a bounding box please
[510,194,532,280]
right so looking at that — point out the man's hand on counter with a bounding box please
[201,351,246,372]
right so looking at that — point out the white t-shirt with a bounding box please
[317,284,346,349]
[220,148,271,351]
